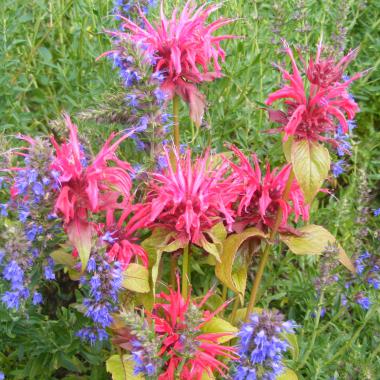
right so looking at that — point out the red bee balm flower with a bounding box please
[115,1,236,126]
[50,115,133,266]
[145,148,237,247]
[102,205,151,269]
[266,41,363,146]
[149,284,237,380]
[228,146,309,233]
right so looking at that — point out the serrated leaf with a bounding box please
[216,228,267,301]
[280,224,354,272]
[122,263,150,293]
[277,368,298,380]
[106,355,143,380]
[291,140,330,204]
[201,317,238,343]
[66,219,92,271]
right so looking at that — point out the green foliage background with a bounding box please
[0,0,379,379]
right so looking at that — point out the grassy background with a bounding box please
[1,0,380,379]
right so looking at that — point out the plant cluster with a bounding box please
[1,1,379,380]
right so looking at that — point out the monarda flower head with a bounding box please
[129,281,237,379]
[115,1,237,126]
[50,114,133,267]
[100,205,151,269]
[145,148,238,250]
[228,146,309,234]
[266,40,363,148]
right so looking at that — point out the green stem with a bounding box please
[170,255,178,289]
[244,244,271,322]
[244,170,295,322]
[182,244,190,299]
[222,285,228,302]
[170,95,181,288]
[220,285,228,317]
[117,348,127,380]
[324,308,374,367]
[173,94,180,149]
[296,291,325,370]
[230,296,240,324]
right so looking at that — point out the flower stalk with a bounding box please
[170,94,181,288]
[173,94,180,148]
[182,244,190,299]
[245,170,295,321]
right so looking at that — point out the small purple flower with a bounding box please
[135,138,146,151]
[355,294,371,310]
[234,310,295,380]
[76,327,108,345]
[32,182,44,196]
[374,208,380,217]
[153,88,166,104]
[87,257,97,272]
[0,203,8,217]
[332,160,346,177]
[44,258,55,280]
[102,231,117,244]
[78,254,122,343]
[32,291,43,305]
[26,224,43,241]
[156,155,168,170]
[127,93,139,107]
[3,261,24,289]
[18,207,30,223]
[347,119,357,132]
[2,291,20,310]
[151,70,166,83]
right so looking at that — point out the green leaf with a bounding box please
[284,333,299,360]
[291,140,330,204]
[282,135,294,163]
[106,355,143,380]
[277,368,298,380]
[280,224,355,272]
[234,307,263,324]
[122,263,150,293]
[201,317,238,343]
[201,371,216,380]
[136,292,154,311]
[200,222,228,262]
[141,228,181,295]
[195,293,224,311]
[66,219,92,271]
[50,246,76,267]
[215,228,266,301]
[200,238,222,262]
[207,222,227,243]
[68,268,81,281]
